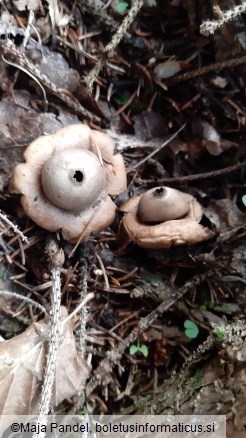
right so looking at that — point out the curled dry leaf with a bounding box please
[33,47,80,92]
[192,119,238,156]
[118,186,213,251]
[0,91,80,191]
[0,307,89,415]
[133,111,167,141]
[205,198,246,232]
[170,119,238,159]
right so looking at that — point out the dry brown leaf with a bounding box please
[192,119,238,156]
[0,307,90,415]
[33,47,80,92]
[0,91,79,190]
[133,111,167,141]
[205,199,246,232]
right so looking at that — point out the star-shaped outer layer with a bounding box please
[118,190,213,251]
[10,124,127,242]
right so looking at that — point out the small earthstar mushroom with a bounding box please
[10,124,127,242]
[137,186,190,222]
[118,186,213,251]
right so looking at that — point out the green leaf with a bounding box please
[138,345,148,357]
[242,194,246,207]
[114,94,129,105]
[199,304,207,311]
[116,2,129,13]
[184,320,199,339]
[129,345,139,355]
[209,302,239,315]
[129,343,148,357]
[214,328,225,340]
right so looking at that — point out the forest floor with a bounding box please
[0,1,245,437]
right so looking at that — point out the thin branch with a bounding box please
[167,56,246,84]
[34,240,64,438]
[38,269,61,416]
[142,160,246,184]
[86,266,238,396]
[0,39,103,125]
[0,212,29,244]
[127,123,186,173]
[105,0,144,53]
[200,3,246,35]
[175,319,246,411]
[0,290,47,314]
[70,244,94,414]
[79,0,118,31]
[77,244,92,357]
[86,285,188,396]
[2,53,48,108]
[85,0,144,90]
[62,292,94,326]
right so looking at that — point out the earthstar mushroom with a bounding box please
[137,186,190,222]
[118,186,213,251]
[41,148,105,211]
[10,124,127,242]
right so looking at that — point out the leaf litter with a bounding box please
[0,307,89,415]
[0,0,245,434]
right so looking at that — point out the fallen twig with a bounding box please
[86,284,189,396]
[86,0,144,90]
[0,39,103,125]
[0,290,47,315]
[141,160,246,184]
[34,240,64,438]
[127,124,186,172]
[167,56,246,84]
[200,3,246,35]
[0,212,29,244]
